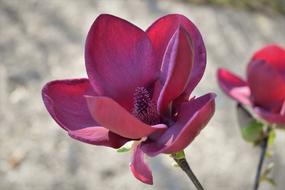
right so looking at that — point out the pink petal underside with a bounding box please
[254,106,285,127]
[147,14,206,96]
[247,60,285,112]
[42,79,129,148]
[85,14,159,111]
[217,68,251,105]
[85,96,167,139]
[141,93,216,157]
[130,144,153,185]
[157,26,193,115]
[251,44,285,73]
[68,127,130,148]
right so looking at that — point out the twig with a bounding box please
[253,135,269,190]
[172,153,204,190]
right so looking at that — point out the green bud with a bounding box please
[171,150,185,160]
[116,141,133,153]
[236,104,265,143]
[241,120,264,143]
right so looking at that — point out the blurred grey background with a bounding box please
[0,0,285,190]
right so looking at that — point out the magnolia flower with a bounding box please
[218,44,285,127]
[42,14,215,185]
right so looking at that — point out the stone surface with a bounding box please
[0,0,285,190]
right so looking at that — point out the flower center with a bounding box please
[132,87,160,125]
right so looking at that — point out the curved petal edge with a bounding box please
[158,26,193,115]
[254,107,285,127]
[217,68,251,105]
[130,144,153,185]
[68,127,130,148]
[86,96,167,139]
[42,78,97,131]
[142,93,216,157]
[147,14,206,96]
[85,14,158,111]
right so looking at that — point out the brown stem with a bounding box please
[173,156,204,190]
[253,135,268,190]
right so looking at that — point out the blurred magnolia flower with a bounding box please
[42,14,215,185]
[218,45,285,127]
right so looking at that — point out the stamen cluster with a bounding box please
[133,87,160,125]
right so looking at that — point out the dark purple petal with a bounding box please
[130,144,153,185]
[147,14,206,95]
[86,96,167,139]
[251,44,285,74]
[217,68,251,105]
[254,106,285,127]
[247,60,285,112]
[157,26,193,115]
[69,127,130,148]
[142,93,216,156]
[85,14,158,111]
[42,79,128,148]
[42,78,97,131]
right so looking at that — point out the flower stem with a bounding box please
[172,152,204,190]
[253,134,269,190]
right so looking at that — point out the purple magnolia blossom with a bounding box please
[42,14,216,185]
[218,45,285,127]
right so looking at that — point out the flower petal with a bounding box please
[42,79,128,148]
[147,14,206,95]
[254,107,285,127]
[252,44,285,73]
[141,93,216,156]
[68,127,130,148]
[157,26,193,115]
[247,60,285,112]
[42,78,97,131]
[86,96,167,139]
[217,68,251,105]
[85,14,158,111]
[130,144,153,185]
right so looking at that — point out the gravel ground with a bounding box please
[0,0,285,190]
